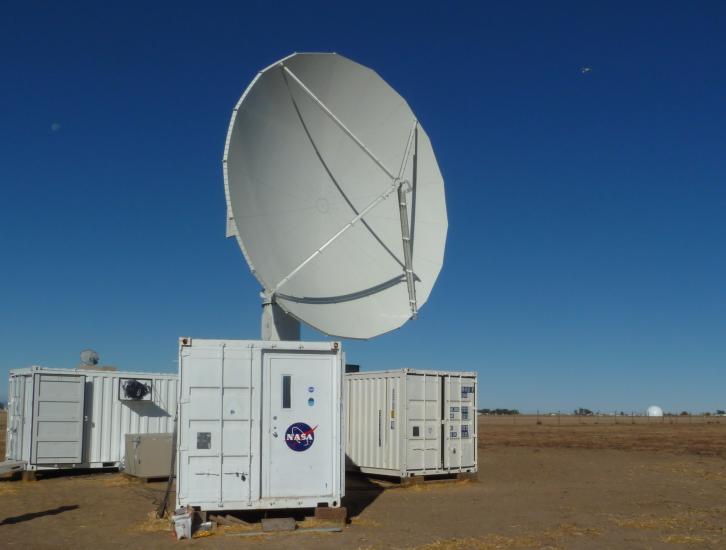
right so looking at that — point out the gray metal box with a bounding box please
[124,433,173,478]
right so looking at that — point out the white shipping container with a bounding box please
[176,338,344,512]
[5,367,177,471]
[345,369,477,478]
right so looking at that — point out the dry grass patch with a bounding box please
[134,511,171,533]
[660,534,721,545]
[651,462,726,483]
[349,516,382,528]
[0,483,19,496]
[409,524,602,550]
[297,517,342,529]
[215,521,259,534]
[610,508,726,546]
[612,509,724,531]
[99,474,137,487]
[406,480,472,492]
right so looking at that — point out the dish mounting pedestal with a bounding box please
[261,294,300,341]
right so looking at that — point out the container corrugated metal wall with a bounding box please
[5,367,178,470]
[345,369,477,478]
[6,374,27,461]
[346,375,403,472]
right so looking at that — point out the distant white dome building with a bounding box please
[646,405,664,417]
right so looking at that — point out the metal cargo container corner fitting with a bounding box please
[176,338,345,511]
[5,367,177,471]
[345,369,477,478]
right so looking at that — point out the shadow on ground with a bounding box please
[342,473,386,517]
[1,505,79,525]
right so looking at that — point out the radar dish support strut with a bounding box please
[274,64,420,318]
[396,122,419,318]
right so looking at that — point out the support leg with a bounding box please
[22,470,37,482]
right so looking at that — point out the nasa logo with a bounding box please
[284,422,317,452]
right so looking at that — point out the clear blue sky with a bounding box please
[1,2,724,413]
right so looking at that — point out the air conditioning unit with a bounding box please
[119,378,153,401]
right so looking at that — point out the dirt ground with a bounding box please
[2,414,726,549]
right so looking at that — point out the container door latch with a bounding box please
[224,471,247,481]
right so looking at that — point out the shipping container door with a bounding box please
[443,376,476,470]
[178,344,257,508]
[262,352,335,499]
[405,373,442,471]
[31,374,86,464]
[6,375,26,460]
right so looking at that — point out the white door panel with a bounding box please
[178,345,257,506]
[405,374,442,471]
[31,374,85,464]
[262,352,335,499]
[444,376,476,469]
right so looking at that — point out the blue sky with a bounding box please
[1,2,724,412]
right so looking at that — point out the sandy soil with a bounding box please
[2,415,725,549]
[479,414,726,456]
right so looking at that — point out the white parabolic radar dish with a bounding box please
[224,53,448,339]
